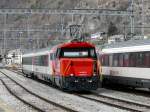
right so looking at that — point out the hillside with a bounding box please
[0,0,150,50]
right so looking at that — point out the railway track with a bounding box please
[11,68,150,98]
[0,70,78,112]
[75,92,150,112]
[6,69,150,111]
[104,85,150,98]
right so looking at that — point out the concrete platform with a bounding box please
[0,99,14,112]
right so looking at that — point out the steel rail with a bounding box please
[0,79,45,112]
[9,69,148,112]
[0,70,78,112]
[92,92,150,109]
[75,94,143,112]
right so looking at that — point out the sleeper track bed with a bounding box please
[0,70,78,112]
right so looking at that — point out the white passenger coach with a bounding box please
[22,48,52,80]
[100,39,150,88]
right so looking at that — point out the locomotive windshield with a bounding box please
[60,47,97,58]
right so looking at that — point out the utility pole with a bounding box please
[130,0,135,39]
[60,15,64,39]
[26,13,33,49]
[123,22,126,40]
[142,0,144,39]
[19,31,23,49]
[0,8,133,49]
[3,14,7,55]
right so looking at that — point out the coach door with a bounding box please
[54,48,61,86]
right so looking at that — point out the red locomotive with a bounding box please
[22,41,101,91]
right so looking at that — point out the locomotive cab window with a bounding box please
[64,51,88,57]
[60,47,97,59]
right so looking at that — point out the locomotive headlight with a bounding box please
[88,80,92,83]
[70,74,74,76]
[93,73,97,76]
[75,80,78,82]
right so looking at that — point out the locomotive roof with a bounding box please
[102,39,150,54]
[57,41,95,48]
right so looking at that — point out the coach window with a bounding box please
[50,53,54,60]
[105,55,109,66]
[39,55,48,66]
[23,58,26,64]
[109,54,113,67]
[119,54,124,67]
[101,55,104,66]
[23,57,32,65]
[38,56,41,65]
[44,55,48,66]
[149,52,150,67]
[123,53,129,67]
[53,53,56,60]
[102,55,109,66]
[129,53,136,67]
[113,54,118,67]
[101,55,104,65]
[50,53,55,60]
[50,53,53,60]
[144,52,150,67]
[136,53,144,67]
[148,52,150,67]
[41,55,44,66]
[35,56,40,66]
